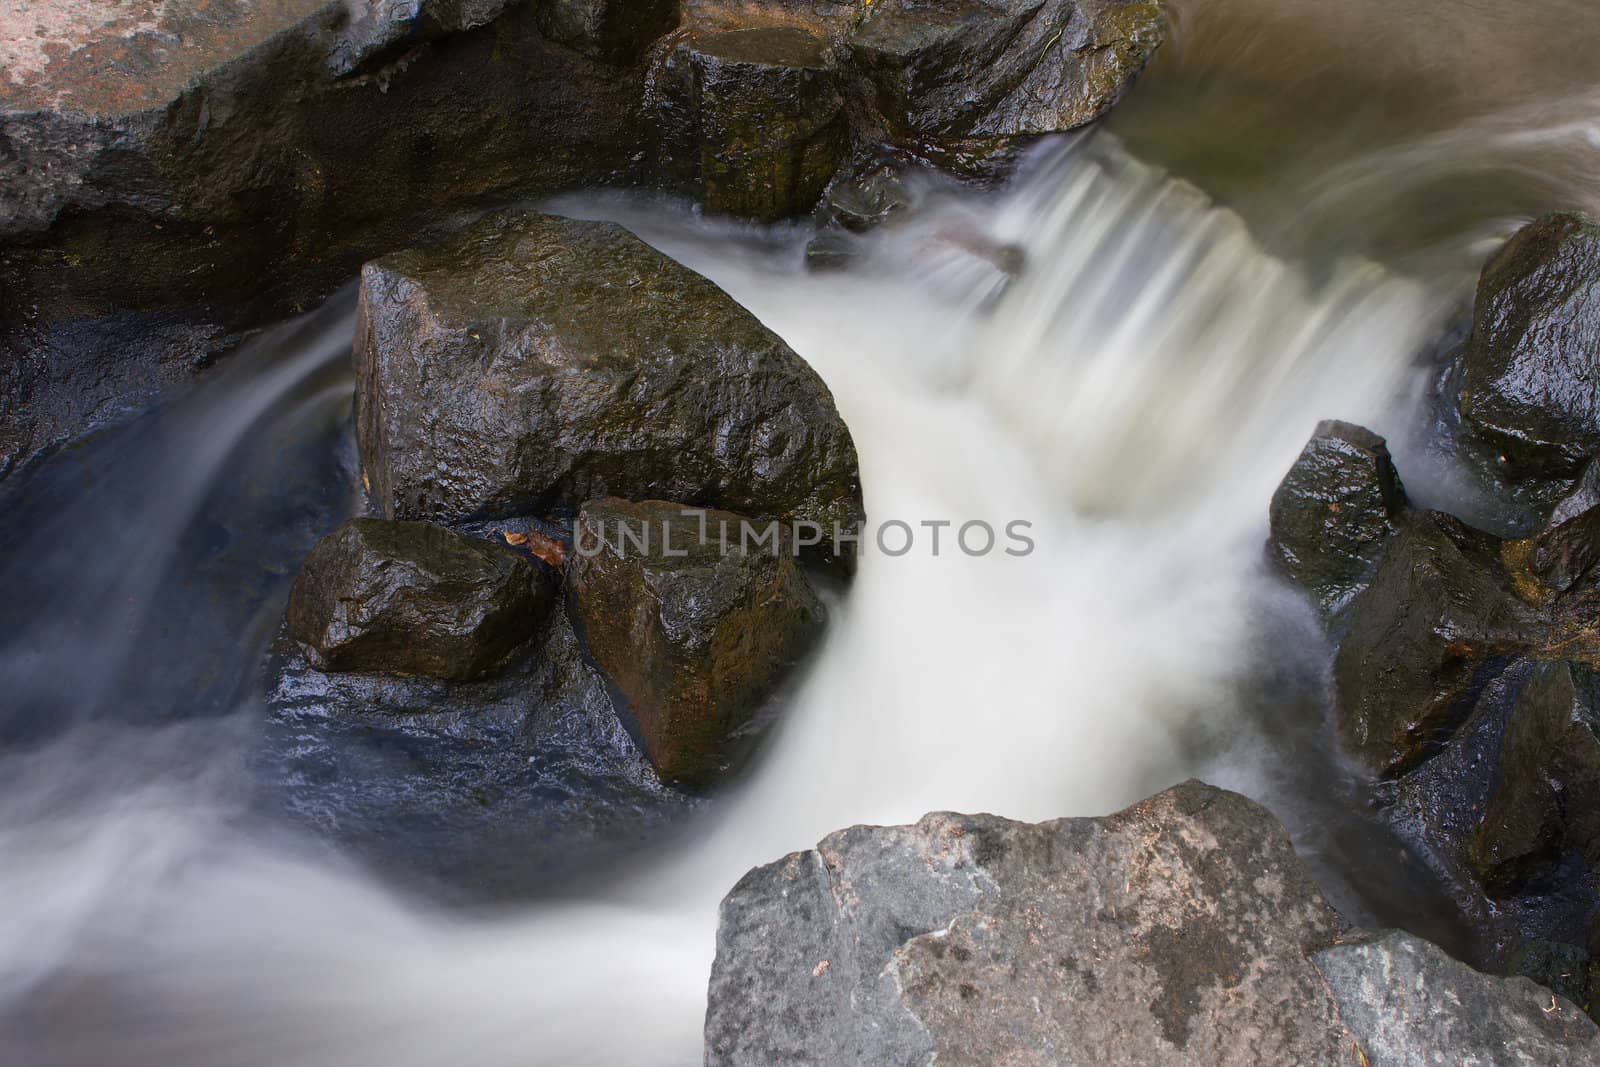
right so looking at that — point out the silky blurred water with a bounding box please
[3,0,1600,1061]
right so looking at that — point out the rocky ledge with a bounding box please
[0,0,1165,480]
[1266,211,1600,1013]
[707,781,1600,1065]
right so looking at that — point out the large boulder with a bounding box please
[353,210,865,555]
[1267,420,1409,616]
[567,498,826,787]
[1332,511,1540,777]
[1453,213,1600,518]
[286,517,548,680]
[706,780,1600,1065]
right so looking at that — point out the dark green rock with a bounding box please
[1267,420,1408,616]
[1455,213,1600,504]
[354,210,865,559]
[567,498,826,787]
[1333,511,1540,777]
[286,517,548,680]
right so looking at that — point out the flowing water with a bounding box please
[3,1,1600,1063]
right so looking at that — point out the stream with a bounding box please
[3,0,1600,1063]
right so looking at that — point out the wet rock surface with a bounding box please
[706,780,1600,1065]
[1331,509,1540,777]
[1267,420,1408,616]
[0,0,1164,479]
[1449,212,1600,523]
[568,498,826,787]
[354,210,865,550]
[286,517,549,681]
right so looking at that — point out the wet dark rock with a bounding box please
[354,210,865,557]
[0,0,653,474]
[1453,213,1600,515]
[1267,420,1409,615]
[846,0,1167,168]
[708,780,1600,1065]
[1506,940,1593,1009]
[1332,511,1540,778]
[568,498,826,787]
[1506,504,1600,600]
[286,517,549,680]
[651,25,851,221]
[1312,931,1600,1065]
[817,158,918,235]
[1548,459,1600,530]
[532,0,681,64]
[1,0,1165,476]
[1470,660,1600,897]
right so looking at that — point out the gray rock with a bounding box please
[706,781,1357,1065]
[353,210,865,556]
[707,781,1600,1065]
[568,498,826,787]
[1454,213,1600,516]
[1267,420,1408,615]
[286,517,549,680]
[1313,931,1600,1066]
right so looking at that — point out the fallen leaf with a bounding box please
[503,531,529,546]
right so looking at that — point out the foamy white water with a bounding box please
[0,133,1481,1065]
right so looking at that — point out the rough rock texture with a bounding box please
[707,782,1359,1065]
[1453,213,1600,519]
[1267,420,1409,616]
[0,0,659,474]
[1332,510,1540,778]
[707,781,1600,1065]
[0,0,1165,480]
[652,0,1168,197]
[650,25,850,221]
[286,517,548,680]
[354,210,865,553]
[1469,660,1600,897]
[1313,932,1600,1066]
[568,498,825,787]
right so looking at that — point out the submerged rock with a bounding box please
[286,517,548,680]
[706,780,1600,1064]
[568,499,826,787]
[1267,420,1408,616]
[354,210,865,557]
[1332,511,1538,777]
[1453,212,1600,516]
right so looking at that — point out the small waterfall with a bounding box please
[0,134,1466,1065]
